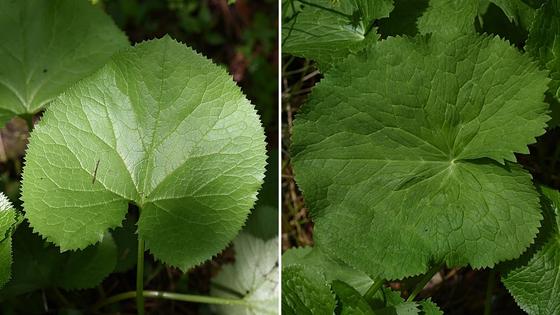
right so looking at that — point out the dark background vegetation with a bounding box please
[281,1,556,314]
[0,0,278,314]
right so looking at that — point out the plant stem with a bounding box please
[484,268,496,315]
[406,264,444,302]
[21,113,34,132]
[137,237,145,315]
[363,277,386,302]
[92,290,249,311]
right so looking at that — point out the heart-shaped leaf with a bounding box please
[21,35,267,271]
[0,0,129,127]
[291,31,549,280]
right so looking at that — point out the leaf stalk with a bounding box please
[406,263,444,302]
[137,237,145,315]
[92,290,249,311]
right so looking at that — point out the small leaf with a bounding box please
[0,192,16,289]
[282,264,337,314]
[282,0,393,72]
[110,215,138,273]
[331,280,375,315]
[0,221,116,298]
[21,36,267,271]
[489,0,536,30]
[0,0,129,127]
[417,0,479,34]
[211,233,278,315]
[525,0,560,128]
[56,233,117,290]
[374,302,420,315]
[500,184,560,315]
[418,299,443,315]
[282,232,375,295]
[291,31,549,280]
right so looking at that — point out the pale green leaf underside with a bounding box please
[292,32,549,280]
[282,0,393,72]
[21,36,267,271]
[0,0,129,126]
[500,184,560,315]
[526,0,560,128]
[211,233,279,315]
[282,264,337,315]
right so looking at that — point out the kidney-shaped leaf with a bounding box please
[0,0,129,127]
[21,36,267,271]
[291,32,549,280]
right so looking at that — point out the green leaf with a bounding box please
[282,0,393,72]
[525,0,560,128]
[0,221,116,298]
[377,0,430,37]
[489,0,535,29]
[21,36,267,271]
[417,0,479,34]
[56,233,117,290]
[500,184,560,315]
[0,192,16,289]
[418,299,443,315]
[374,302,419,315]
[331,280,375,315]
[291,32,549,280]
[211,233,279,315]
[244,149,279,241]
[0,0,129,127]
[282,232,375,295]
[282,264,337,315]
[110,215,138,273]
[379,0,534,37]
[332,281,374,314]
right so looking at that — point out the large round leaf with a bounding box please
[291,32,549,280]
[0,0,129,126]
[21,36,267,271]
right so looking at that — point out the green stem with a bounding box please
[21,113,34,132]
[406,264,444,302]
[363,278,386,302]
[484,268,496,315]
[92,290,249,311]
[137,237,145,315]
